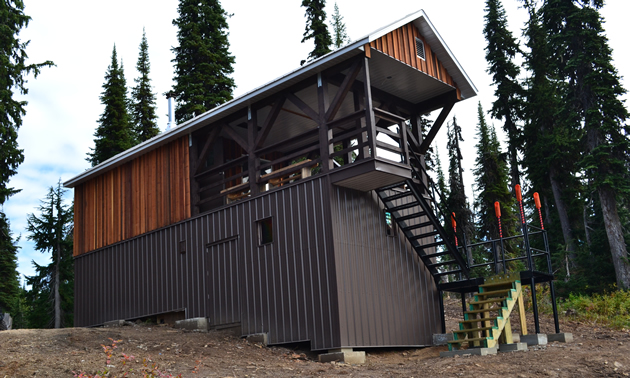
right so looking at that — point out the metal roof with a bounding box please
[64,9,477,188]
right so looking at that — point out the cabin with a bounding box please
[65,10,481,353]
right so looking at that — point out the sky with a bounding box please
[7,0,629,283]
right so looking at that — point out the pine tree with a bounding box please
[0,212,20,316]
[131,29,159,143]
[0,0,53,204]
[301,0,332,65]
[87,46,134,166]
[543,0,630,289]
[473,103,517,248]
[330,2,348,48]
[483,0,524,190]
[520,0,582,277]
[26,182,74,328]
[170,0,235,124]
[445,118,473,247]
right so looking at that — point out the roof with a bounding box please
[64,9,477,188]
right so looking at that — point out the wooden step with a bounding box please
[454,326,495,334]
[465,307,505,315]
[472,297,507,305]
[477,289,513,297]
[448,337,491,345]
[461,316,498,325]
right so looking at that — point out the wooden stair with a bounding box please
[448,273,527,351]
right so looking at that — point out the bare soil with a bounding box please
[1,299,629,377]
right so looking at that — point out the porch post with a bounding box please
[247,105,260,196]
[362,56,376,159]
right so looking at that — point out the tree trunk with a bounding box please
[54,241,61,329]
[548,166,576,270]
[505,117,520,190]
[598,185,630,290]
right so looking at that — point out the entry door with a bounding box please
[205,238,241,326]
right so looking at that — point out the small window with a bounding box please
[258,217,273,245]
[385,211,395,237]
[415,37,426,60]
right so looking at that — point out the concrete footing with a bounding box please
[433,333,454,346]
[174,317,208,331]
[104,319,126,327]
[440,347,498,358]
[245,333,268,346]
[520,333,547,346]
[499,342,528,352]
[547,333,573,343]
[319,348,366,364]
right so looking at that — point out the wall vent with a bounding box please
[415,37,426,60]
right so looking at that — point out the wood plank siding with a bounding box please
[370,22,461,99]
[73,136,191,256]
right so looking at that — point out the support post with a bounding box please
[439,290,446,334]
[247,106,259,196]
[362,57,376,159]
[550,281,560,334]
[531,277,541,334]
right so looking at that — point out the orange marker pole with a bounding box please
[495,201,506,274]
[451,212,458,247]
[534,192,544,230]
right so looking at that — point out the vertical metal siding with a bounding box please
[74,176,340,351]
[330,186,441,347]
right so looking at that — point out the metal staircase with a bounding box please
[375,170,469,285]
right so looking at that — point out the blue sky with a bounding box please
[7,0,629,283]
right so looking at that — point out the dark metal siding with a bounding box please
[330,186,441,347]
[74,176,340,351]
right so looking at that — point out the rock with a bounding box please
[0,312,12,331]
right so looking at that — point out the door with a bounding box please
[205,237,241,326]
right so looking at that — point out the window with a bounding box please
[385,211,395,237]
[415,37,426,60]
[258,217,273,245]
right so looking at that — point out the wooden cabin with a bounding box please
[65,10,477,352]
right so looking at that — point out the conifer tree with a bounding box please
[543,0,630,289]
[520,0,581,275]
[87,46,134,166]
[0,212,20,316]
[170,0,235,124]
[445,118,473,247]
[301,0,332,65]
[26,182,74,328]
[0,0,53,204]
[483,0,524,190]
[131,29,159,143]
[330,2,348,48]
[473,103,517,246]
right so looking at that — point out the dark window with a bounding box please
[415,37,425,60]
[385,211,395,237]
[258,217,273,245]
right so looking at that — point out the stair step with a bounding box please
[448,337,491,344]
[389,202,419,212]
[376,182,406,192]
[423,250,454,258]
[415,241,445,250]
[472,297,508,305]
[425,260,458,269]
[396,212,428,222]
[478,289,513,297]
[401,220,434,232]
[455,326,495,334]
[379,191,413,202]
[465,307,505,315]
[409,230,440,240]
[461,316,498,324]
[433,269,463,277]
[480,280,520,289]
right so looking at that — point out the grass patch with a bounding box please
[559,289,630,330]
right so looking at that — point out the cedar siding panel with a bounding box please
[73,136,191,256]
[370,22,457,89]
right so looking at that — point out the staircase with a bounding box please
[447,273,526,351]
[375,177,469,284]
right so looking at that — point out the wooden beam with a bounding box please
[194,126,222,175]
[419,99,455,154]
[247,106,259,196]
[414,90,458,115]
[255,96,286,148]
[286,92,319,121]
[325,58,362,122]
[362,56,376,159]
[222,123,248,151]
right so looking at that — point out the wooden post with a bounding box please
[318,73,333,172]
[189,132,200,216]
[247,105,260,195]
[362,56,376,159]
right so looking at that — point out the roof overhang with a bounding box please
[64,9,477,189]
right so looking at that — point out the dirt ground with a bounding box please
[1,298,629,378]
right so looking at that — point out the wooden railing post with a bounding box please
[362,56,376,158]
